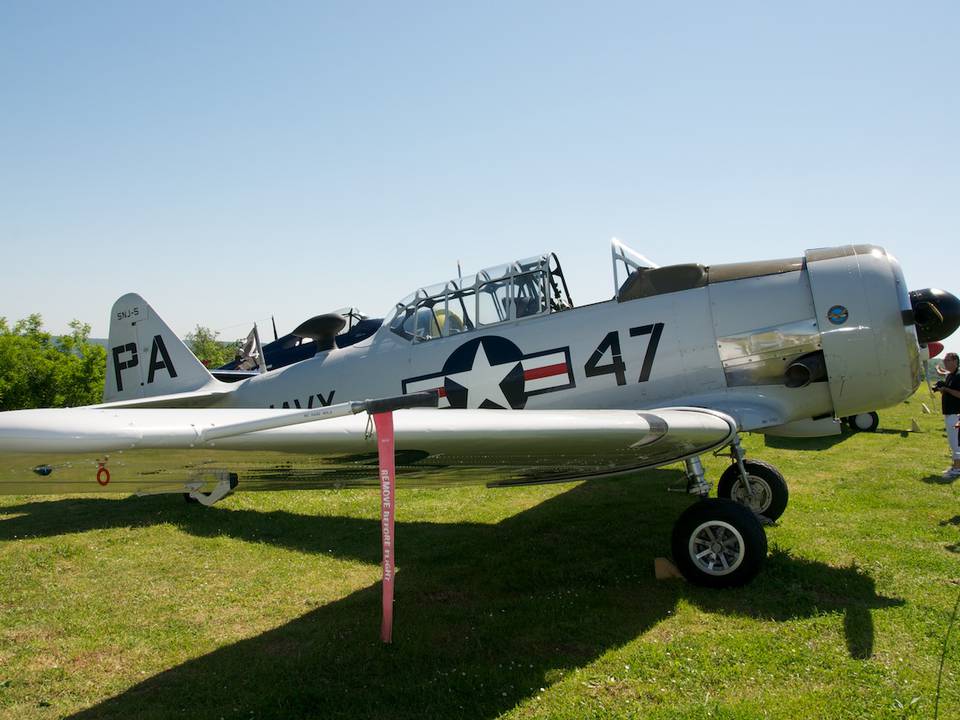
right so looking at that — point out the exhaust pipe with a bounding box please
[785,351,828,388]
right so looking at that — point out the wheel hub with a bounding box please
[688,520,745,576]
[732,476,771,514]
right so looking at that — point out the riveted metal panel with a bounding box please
[717,319,821,387]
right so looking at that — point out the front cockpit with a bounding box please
[387,254,573,343]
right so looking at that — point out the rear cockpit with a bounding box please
[214,308,381,380]
[388,254,573,342]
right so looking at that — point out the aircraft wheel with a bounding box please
[846,412,879,432]
[671,498,767,588]
[717,460,788,521]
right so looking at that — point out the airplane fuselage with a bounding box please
[206,245,922,434]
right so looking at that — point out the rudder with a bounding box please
[104,293,217,403]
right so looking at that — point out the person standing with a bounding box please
[933,352,960,478]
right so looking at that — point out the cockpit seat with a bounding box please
[514,296,540,318]
[617,263,707,301]
[435,309,465,335]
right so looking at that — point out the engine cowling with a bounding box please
[805,245,940,418]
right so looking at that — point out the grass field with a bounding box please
[1,391,958,719]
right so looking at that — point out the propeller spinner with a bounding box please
[910,288,960,344]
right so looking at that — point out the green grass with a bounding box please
[0,391,958,719]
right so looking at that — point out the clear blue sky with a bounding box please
[1,2,957,355]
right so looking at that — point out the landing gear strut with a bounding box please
[715,436,789,522]
[684,456,710,497]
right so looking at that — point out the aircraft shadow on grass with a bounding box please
[922,473,959,486]
[762,427,909,452]
[0,474,902,720]
[941,518,960,554]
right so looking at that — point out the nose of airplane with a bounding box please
[910,288,960,344]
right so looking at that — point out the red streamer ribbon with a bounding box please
[373,412,396,644]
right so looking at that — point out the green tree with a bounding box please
[184,325,238,368]
[0,315,106,410]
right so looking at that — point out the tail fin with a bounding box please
[103,293,219,403]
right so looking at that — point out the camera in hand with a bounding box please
[934,380,945,390]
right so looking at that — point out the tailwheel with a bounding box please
[671,498,767,588]
[717,459,788,521]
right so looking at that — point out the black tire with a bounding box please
[846,411,880,432]
[717,459,789,521]
[671,498,767,588]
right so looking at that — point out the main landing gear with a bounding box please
[715,437,788,521]
[669,436,787,587]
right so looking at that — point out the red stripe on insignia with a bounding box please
[436,386,446,398]
[523,363,568,381]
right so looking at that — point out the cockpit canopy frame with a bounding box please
[389,253,573,342]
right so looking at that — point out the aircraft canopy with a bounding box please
[388,253,573,342]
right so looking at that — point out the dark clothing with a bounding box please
[943,371,960,415]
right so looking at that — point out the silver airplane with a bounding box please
[1,240,957,587]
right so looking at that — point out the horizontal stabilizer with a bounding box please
[94,388,236,409]
[211,369,260,383]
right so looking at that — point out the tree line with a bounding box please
[0,315,240,411]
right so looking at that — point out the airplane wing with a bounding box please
[0,406,736,497]
[698,398,788,433]
[701,397,840,437]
